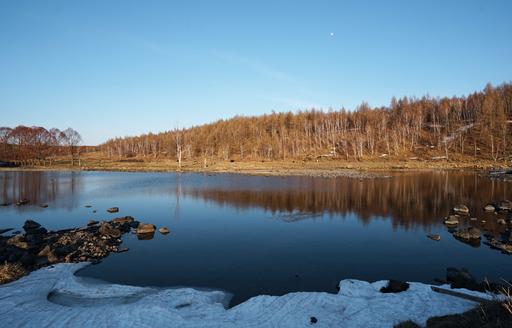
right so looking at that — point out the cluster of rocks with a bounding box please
[0,216,171,283]
[438,202,512,254]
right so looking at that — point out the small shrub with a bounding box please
[499,281,512,315]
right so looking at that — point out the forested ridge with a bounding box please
[100,83,512,164]
[2,83,512,166]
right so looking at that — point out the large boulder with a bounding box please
[23,220,41,232]
[136,223,156,235]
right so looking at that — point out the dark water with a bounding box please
[1,170,511,306]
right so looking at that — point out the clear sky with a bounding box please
[1,0,511,145]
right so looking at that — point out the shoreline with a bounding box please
[0,158,509,179]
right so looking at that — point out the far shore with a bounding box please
[0,153,510,178]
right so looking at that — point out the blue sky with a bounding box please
[1,0,511,145]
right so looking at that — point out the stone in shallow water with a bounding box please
[136,223,156,234]
[497,200,512,211]
[159,227,170,234]
[427,234,441,241]
[107,207,119,213]
[453,227,481,241]
[16,199,29,206]
[483,204,495,212]
[453,204,469,215]
[444,216,459,226]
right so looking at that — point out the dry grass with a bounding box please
[0,262,27,284]
[1,151,509,176]
[499,281,512,315]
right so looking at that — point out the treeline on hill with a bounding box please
[0,126,83,166]
[100,83,512,165]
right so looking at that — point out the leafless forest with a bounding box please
[1,83,512,165]
[100,83,512,164]
[0,127,82,165]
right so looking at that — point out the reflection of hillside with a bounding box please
[0,171,82,210]
[183,172,510,229]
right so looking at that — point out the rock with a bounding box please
[0,228,13,235]
[380,280,410,293]
[136,223,156,234]
[446,267,485,292]
[99,223,121,238]
[453,227,481,241]
[16,199,29,206]
[87,220,99,226]
[484,204,495,212]
[39,204,48,208]
[159,227,170,235]
[37,245,51,257]
[453,204,469,214]
[136,232,155,240]
[7,235,29,250]
[85,205,92,208]
[19,253,36,266]
[427,234,441,241]
[443,216,459,226]
[107,207,119,213]
[497,200,512,211]
[112,216,134,225]
[310,317,318,324]
[23,220,41,232]
[497,219,506,225]
[93,210,97,213]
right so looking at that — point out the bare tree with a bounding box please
[62,128,82,166]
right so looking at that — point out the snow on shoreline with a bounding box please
[0,263,493,327]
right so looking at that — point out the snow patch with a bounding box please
[0,263,493,327]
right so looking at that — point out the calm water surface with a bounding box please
[1,170,511,306]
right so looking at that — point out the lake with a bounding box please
[0,170,511,306]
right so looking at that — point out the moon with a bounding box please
[330,32,335,37]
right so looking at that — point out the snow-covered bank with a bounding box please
[0,263,493,328]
